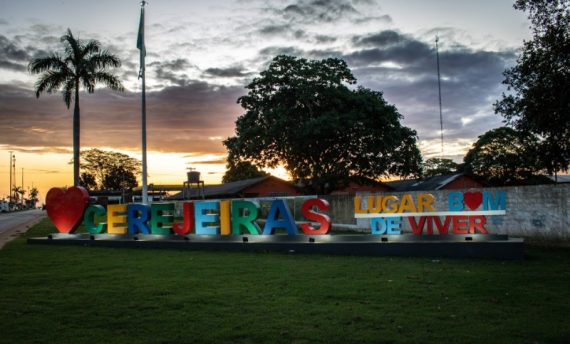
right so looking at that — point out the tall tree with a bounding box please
[79,172,97,191]
[102,166,139,191]
[463,127,545,185]
[28,187,39,208]
[80,148,141,190]
[494,0,570,175]
[29,29,124,186]
[11,186,24,204]
[224,55,422,192]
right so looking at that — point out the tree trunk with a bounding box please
[73,83,80,187]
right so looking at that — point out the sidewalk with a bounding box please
[0,211,46,249]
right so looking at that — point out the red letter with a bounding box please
[409,217,427,235]
[452,216,469,234]
[469,216,488,234]
[300,198,331,235]
[433,216,451,235]
[172,202,194,235]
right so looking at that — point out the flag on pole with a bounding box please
[137,3,146,78]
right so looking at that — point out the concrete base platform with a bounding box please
[28,234,524,260]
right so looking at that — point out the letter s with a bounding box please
[300,198,331,235]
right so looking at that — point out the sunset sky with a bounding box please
[0,0,531,203]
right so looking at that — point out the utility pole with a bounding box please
[8,151,12,204]
[12,154,16,204]
[21,167,24,207]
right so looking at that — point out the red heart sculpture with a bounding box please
[46,186,89,233]
[463,192,483,211]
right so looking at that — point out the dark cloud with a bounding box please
[0,82,245,155]
[258,46,306,59]
[26,168,62,174]
[159,58,192,71]
[0,60,26,72]
[0,35,32,71]
[190,158,227,165]
[0,35,29,61]
[203,66,252,78]
[345,36,435,67]
[353,0,376,4]
[281,0,360,23]
[315,35,337,43]
[352,15,392,25]
[346,33,515,144]
[149,58,195,86]
[352,30,403,47]
[259,24,291,36]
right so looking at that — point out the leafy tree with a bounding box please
[462,127,546,185]
[79,172,97,190]
[423,158,459,177]
[102,166,138,191]
[80,148,141,190]
[28,187,39,208]
[222,161,268,183]
[11,186,24,204]
[29,29,124,186]
[494,0,570,176]
[224,55,422,192]
[387,132,423,180]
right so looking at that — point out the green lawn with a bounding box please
[0,219,569,343]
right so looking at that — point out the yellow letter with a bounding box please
[107,204,128,234]
[368,196,382,213]
[382,196,399,213]
[220,200,231,235]
[418,194,435,212]
[398,194,417,213]
[354,196,367,214]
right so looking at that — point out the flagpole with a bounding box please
[138,1,148,204]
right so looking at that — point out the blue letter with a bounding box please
[371,217,402,235]
[448,192,464,211]
[483,191,506,210]
[195,201,220,235]
[262,199,297,236]
[127,204,151,234]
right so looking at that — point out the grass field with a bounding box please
[0,219,569,343]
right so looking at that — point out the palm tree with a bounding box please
[29,29,124,186]
[11,186,24,206]
[28,187,39,208]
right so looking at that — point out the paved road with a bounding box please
[0,209,45,249]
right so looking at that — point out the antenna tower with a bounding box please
[436,36,444,158]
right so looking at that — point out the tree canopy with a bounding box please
[423,158,459,177]
[222,161,268,184]
[79,149,140,191]
[224,55,422,192]
[29,29,124,186]
[462,127,546,185]
[494,0,570,174]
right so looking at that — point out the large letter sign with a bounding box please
[355,191,506,235]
